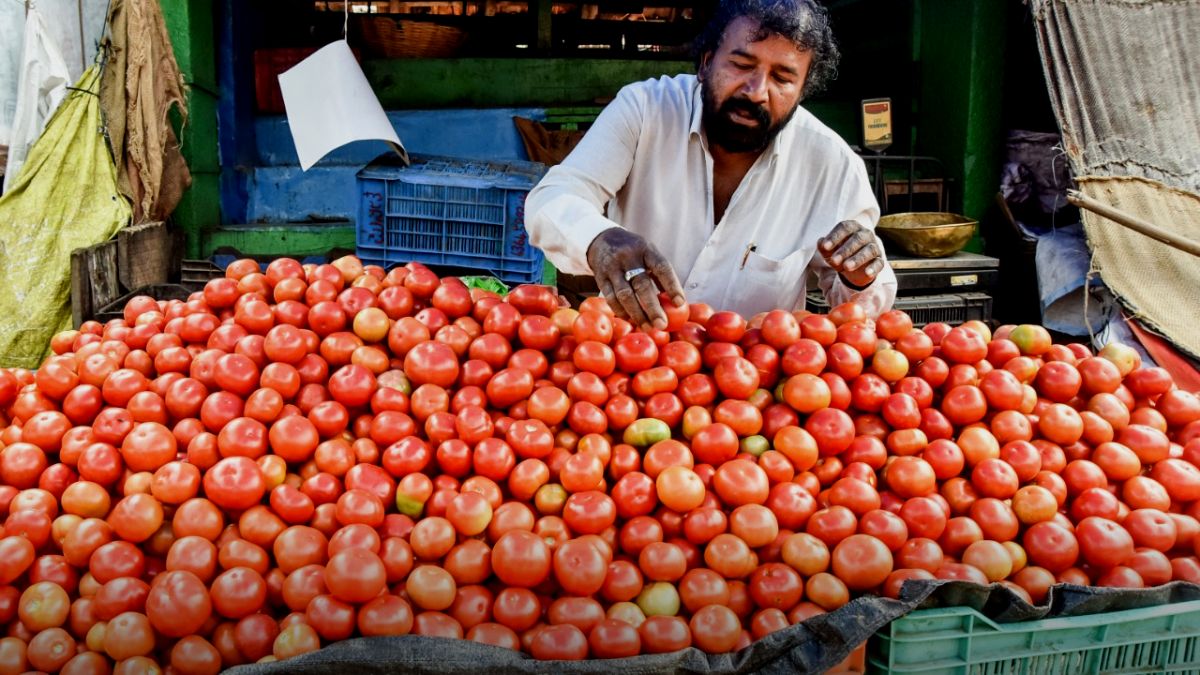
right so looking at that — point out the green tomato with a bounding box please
[606,601,647,628]
[623,418,672,447]
[535,483,567,513]
[636,582,680,617]
[379,369,413,395]
[395,491,425,518]
[740,435,769,457]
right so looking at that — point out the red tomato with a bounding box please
[203,457,267,511]
[1023,522,1079,573]
[804,408,855,457]
[491,530,551,588]
[146,570,212,637]
[1075,517,1135,570]
[831,534,893,591]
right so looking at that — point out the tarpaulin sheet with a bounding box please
[1032,222,1116,336]
[1076,176,1200,359]
[1030,0,1200,359]
[1128,312,1200,392]
[228,580,1200,675]
[0,65,131,368]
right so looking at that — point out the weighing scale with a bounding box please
[842,98,1003,323]
[888,250,999,295]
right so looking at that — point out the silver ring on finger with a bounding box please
[623,267,648,282]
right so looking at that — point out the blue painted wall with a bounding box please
[215,0,256,229]
[237,109,548,224]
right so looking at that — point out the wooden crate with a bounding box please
[118,221,178,290]
[70,240,120,328]
[70,222,178,327]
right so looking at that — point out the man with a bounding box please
[525,0,897,330]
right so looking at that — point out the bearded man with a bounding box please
[526,0,896,328]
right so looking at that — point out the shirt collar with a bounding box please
[689,79,705,139]
[689,77,794,162]
[768,109,794,161]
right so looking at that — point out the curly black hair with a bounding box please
[694,0,840,99]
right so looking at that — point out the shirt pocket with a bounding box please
[725,248,811,316]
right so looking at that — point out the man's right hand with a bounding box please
[586,228,686,331]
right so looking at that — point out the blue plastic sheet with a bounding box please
[1033,223,1116,336]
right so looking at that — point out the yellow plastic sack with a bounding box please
[0,66,131,368]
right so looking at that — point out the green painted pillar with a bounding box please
[161,0,220,259]
[916,0,1006,251]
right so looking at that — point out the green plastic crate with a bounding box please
[868,600,1200,674]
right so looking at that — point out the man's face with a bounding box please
[699,16,812,153]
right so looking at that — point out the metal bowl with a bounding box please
[876,212,977,258]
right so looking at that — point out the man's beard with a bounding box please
[700,81,798,153]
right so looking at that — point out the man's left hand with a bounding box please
[818,220,885,288]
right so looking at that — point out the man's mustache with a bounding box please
[720,98,770,126]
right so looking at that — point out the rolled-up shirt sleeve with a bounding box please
[525,85,645,276]
[809,155,897,319]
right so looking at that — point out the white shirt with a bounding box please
[525,74,897,318]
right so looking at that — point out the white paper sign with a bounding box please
[278,40,408,171]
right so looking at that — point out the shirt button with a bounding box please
[688,283,699,290]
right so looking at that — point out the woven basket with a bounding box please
[359,16,467,58]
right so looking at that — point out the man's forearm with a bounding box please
[525,175,621,277]
[525,85,644,279]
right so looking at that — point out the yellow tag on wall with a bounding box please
[862,98,893,152]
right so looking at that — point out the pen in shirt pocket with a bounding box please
[740,243,757,270]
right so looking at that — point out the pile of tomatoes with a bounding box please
[1,255,1199,674]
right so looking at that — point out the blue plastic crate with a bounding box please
[356,154,548,285]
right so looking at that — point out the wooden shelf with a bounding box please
[314,0,704,57]
[363,57,694,107]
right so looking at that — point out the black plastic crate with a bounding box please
[806,291,993,327]
[94,285,194,324]
[180,251,348,292]
[180,259,225,291]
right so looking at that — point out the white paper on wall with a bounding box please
[277,39,407,171]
